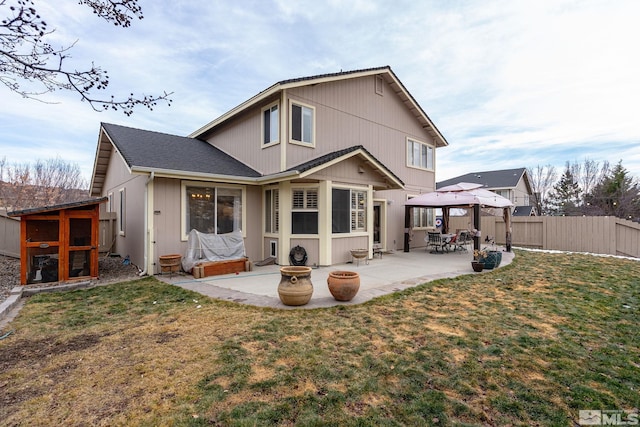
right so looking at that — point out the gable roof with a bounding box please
[91,123,261,195]
[189,66,448,148]
[285,145,404,189]
[437,168,531,192]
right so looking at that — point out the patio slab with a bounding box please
[157,248,514,309]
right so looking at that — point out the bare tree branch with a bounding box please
[0,0,172,115]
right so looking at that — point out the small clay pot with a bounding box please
[327,270,360,301]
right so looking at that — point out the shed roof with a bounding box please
[8,197,107,217]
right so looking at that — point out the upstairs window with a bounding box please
[407,138,434,170]
[262,103,279,146]
[291,102,314,145]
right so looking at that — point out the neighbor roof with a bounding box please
[189,66,448,148]
[437,168,530,191]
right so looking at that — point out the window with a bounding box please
[291,188,318,234]
[407,138,434,170]
[332,188,367,233]
[262,103,279,145]
[265,189,279,233]
[118,188,125,235]
[351,190,366,231]
[408,195,434,229]
[107,192,113,212]
[185,185,242,235]
[291,102,314,145]
[412,207,434,228]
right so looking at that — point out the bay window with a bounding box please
[291,188,318,234]
[332,188,367,233]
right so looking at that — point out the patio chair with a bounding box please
[425,231,445,253]
[453,231,472,252]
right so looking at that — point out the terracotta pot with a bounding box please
[327,271,360,301]
[278,266,313,306]
[159,254,182,273]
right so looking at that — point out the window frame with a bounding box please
[406,137,435,171]
[407,194,435,230]
[291,186,318,235]
[264,188,279,234]
[181,181,246,241]
[289,100,316,147]
[332,186,368,235]
[261,102,279,147]
[118,188,126,236]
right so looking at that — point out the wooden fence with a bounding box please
[0,212,20,258]
[449,215,640,258]
[99,212,117,254]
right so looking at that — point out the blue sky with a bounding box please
[1,0,639,183]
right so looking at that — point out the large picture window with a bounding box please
[262,103,278,145]
[407,138,434,170]
[291,102,314,145]
[291,188,318,234]
[185,185,242,235]
[332,188,367,233]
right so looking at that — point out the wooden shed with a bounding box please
[8,197,107,286]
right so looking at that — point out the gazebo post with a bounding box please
[503,207,512,252]
[403,206,411,252]
[473,204,481,252]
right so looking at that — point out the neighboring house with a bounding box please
[90,66,448,274]
[437,168,536,216]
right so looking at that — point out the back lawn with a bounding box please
[0,250,638,426]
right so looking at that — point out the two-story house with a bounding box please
[89,66,448,274]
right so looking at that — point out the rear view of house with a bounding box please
[90,66,448,274]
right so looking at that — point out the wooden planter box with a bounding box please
[193,258,247,279]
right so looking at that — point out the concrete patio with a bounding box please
[157,248,514,309]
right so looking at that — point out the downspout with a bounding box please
[139,171,154,276]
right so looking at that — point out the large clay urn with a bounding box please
[278,266,313,306]
[327,270,360,301]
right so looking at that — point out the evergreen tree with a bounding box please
[586,161,640,220]
[547,164,582,216]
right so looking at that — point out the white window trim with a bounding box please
[261,101,280,148]
[289,99,316,148]
[406,137,435,171]
[118,188,126,236]
[407,194,435,230]
[107,191,114,212]
[291,185,319,236]
[264,187,279,235]
[331,183,369,236]
[180,181,246,241]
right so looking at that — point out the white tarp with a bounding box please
[182,229,246,272]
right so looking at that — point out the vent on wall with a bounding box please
[270,240,277,258]
[375,75,384,96]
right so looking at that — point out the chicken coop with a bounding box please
[8,197,107,286]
